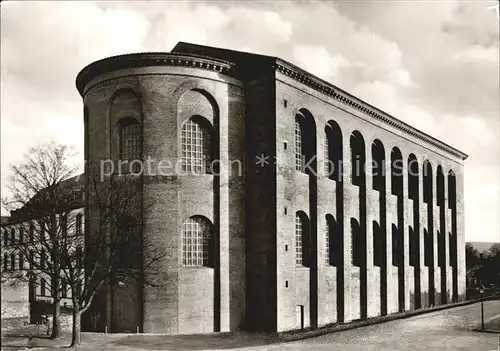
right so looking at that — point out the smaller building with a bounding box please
[1,174,85,327]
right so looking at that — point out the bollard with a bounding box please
[105,325,108,334]
[136,326,139,334]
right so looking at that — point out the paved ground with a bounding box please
[1,300,499,350]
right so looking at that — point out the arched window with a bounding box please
[351,218,362,266]
[423,161,433,204]
[392,224,401,267]
[295,119,303,171]
[117,217,141,269]
[373,221,383,267]
[372,140,385,191]
[391,147,403,196]
[324,129,330,176]
[325,122,343,181]
[182,216,214,267]
[408,154,419,200]
[448,171,457,210]
[424,229,431,267]
[295,212,310,266]
[350,131,365,186]
[119,118,141,171]
[181,117,214,174]
[437,166,445,206]
[409,226,417,267]
[326,215,339,266]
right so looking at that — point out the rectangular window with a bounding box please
[62,281,67,298]
[373,221,382,267]
[19,252,24,270]
[29,223,34,242]
[61,214,68,238]
[351,219,361,267]
[40,279,46,296]
[11,229,15,244]
[3,253,8,271]
[76,247,83,268]
[3,230,8,246]
[10,253,15,270]
[40,249,45,269]
[29,251,34,270]
[19,227,24,244]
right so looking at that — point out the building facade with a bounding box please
[75,42,467,334]
[1,175,85,324]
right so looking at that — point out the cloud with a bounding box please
[1,1,498,242]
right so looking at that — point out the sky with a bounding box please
[1,0,499,242]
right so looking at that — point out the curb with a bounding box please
[275,296,500,342]
[471,328,499,334]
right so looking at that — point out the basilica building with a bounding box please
[75,42,467,334]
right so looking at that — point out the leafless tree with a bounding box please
[64,164,165,348]
[2,143,166,348]
[1,142,81,339]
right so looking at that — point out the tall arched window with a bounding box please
[392,224,400,266]
[119,118,141,161]
[295,212,310,266]
[351,218,362,266]
[325,121,343,181]
[372,140,385,191]
[295,119,303,171]
[350,131,365,186]
[408,154,419,200]
[326,214,339,266]
[119,118,141,173]
[373,221,383,267]
[424,229,431,267]
[182,216,214,267]
[181,117,214,174]
[423,161,433,204]
[391,147,403,196]
[116,216,141,269]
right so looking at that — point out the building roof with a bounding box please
[1,216,11,227]
[75,42,468,161]
[7,174,85,224]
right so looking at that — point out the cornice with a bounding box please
[76,52,236,97]
[275,59,468,161]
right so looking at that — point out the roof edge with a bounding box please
[276,58,468,161]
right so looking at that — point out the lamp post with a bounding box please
[479,285,485,331]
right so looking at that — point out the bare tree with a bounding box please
[64,165,165,348]
[1,142,81,339]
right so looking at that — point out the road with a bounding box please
[2,300,499,350]
[271,300,500,351]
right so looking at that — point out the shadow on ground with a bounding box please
[107,332,279,350]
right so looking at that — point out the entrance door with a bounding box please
[296,305,304,330]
